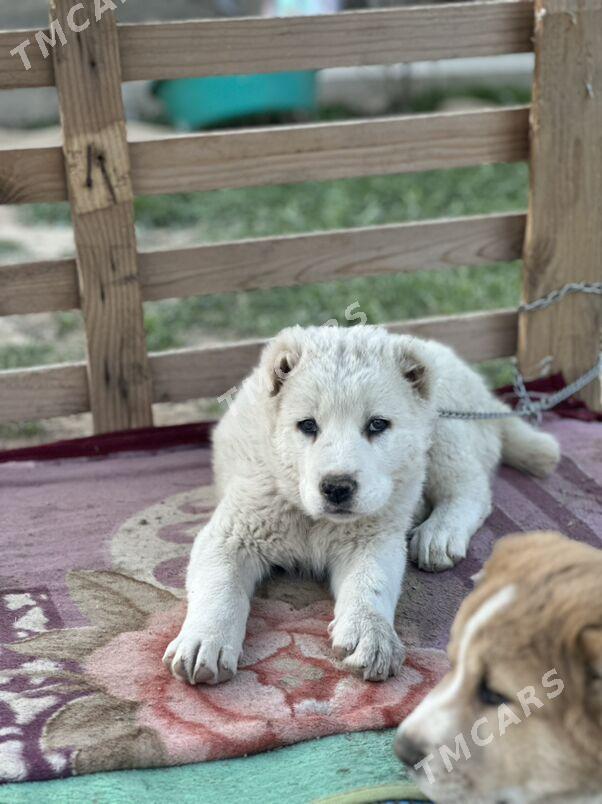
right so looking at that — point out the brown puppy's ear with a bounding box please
[470,568,486,587]
[261,329,303,396]
[579,626,602,725]
[581,626,602,687]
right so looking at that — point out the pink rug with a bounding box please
[0,415,600,783]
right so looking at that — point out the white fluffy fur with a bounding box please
[163,326,560,685]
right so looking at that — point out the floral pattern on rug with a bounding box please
[0,589,81,782]
[3,570,447,780]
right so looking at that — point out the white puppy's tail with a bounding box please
[501,417,560,478]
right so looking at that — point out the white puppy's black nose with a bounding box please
[394,733,427,769]
[320,474,357,507]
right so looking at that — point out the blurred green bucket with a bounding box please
[154,71,318,130]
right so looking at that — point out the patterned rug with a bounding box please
[0,415,600,784]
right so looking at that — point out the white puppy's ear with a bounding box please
[261,329,303,396]
[271,350,300,396]
[396,341,431,400]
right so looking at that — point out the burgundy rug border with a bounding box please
[0,421,215,464]
[0,373,599,465]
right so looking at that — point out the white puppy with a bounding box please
[164,326,559,685]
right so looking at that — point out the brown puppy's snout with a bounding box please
[394,731,427,769]
[319,474,357,507]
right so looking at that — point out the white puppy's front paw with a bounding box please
[163,621,242,685]
[330,609,406,681]
[408,522,467,572]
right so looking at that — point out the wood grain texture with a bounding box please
[130,107,530,196]
[0,28,54,89]
[387,309,517,362]
[0,145,66,204]
[519,0,602,410]
[51,0,153,432]
[138,213,525,300]
[0,258,79,315]
[116,2,534,82]
[0,2,534,90]
[0,107,530,205]
[0,309,517,423]
[0,213,526,314]
[0,362,89,424]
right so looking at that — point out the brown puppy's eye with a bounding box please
[478,677,511,707]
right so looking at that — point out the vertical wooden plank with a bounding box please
[519,0,601,411]
[50,0,153,432]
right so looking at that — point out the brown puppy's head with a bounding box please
[395,532,602,803]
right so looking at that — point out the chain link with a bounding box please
[439,282,602,422]
[517,281,602,314]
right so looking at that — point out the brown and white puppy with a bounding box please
[395,531,602,803]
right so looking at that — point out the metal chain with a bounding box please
[438,282,602,422]
[517,281,602,314]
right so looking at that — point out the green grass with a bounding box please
[13,161,528,371]
[140,161,527,353]
[0,421,46,440]
[144,261,522,349]
[0,344,59,371]
[21,161,528,234]
[0,239,25,258]
[139,162,527,350]
[0,316,85,371]
[21,202,71,226]
[134,162,527,235]
[13,82,529,388]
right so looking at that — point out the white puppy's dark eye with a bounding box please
[478,678,510,707]
[297,418,319,435]
[366,417,390,435]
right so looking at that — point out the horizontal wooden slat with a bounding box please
[0,363,89,424]
[0,309,517,423]
[0,145,66,204]
[131,107,530,196]
[151,310,518,403]
[0,107,529,205]
[139,212,526,300]
[118,1,535,83]
[0,1,535,90]
[0,213,526,315]
[388,309,517,363]
[151,341,266,406]
[0,29,55,90]
[0,259,79,315]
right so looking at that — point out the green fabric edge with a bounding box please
[0,730,422,804]
[316,781,427,804]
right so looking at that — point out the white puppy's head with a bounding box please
[260,326,436,521]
